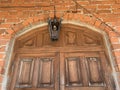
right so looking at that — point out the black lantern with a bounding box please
[48,6,62,41]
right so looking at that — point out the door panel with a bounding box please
[64,87,105,90]
[38,58,54,87]
[61,52,113,90]
[16,58,34,88]
[10,52,114,90]
[86,57,104,86]
[65,57,82,86]
[11,53,59,90]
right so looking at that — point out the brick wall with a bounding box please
[0,0,120,90]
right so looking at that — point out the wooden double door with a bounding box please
[10,51,114,90]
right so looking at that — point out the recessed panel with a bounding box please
[68,60,79,83]
[16,58,34,88]
[38,58,54,87]
[65,31,76,45]
[65,57,82,86]
[86,57,104,86]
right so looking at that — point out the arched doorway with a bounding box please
[8,24,115,90]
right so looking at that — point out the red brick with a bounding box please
[0,46,5,52]
[73,13,80,20]
[0,24,11,29]
[98,5,111,9]
[108,31,119,37]
[109,21,120,26]
[113,9,120,14]
[112,44,120,49]
[0,19,5,24]
[0,34,11,39]
[0,0,12,3]
[114,51,120,57]
[110,37,119,43]
[112,4,120,9]
[6,29,14,34]
[94,19,102,27]
[116,27,120,32]
[24,0,35,2]
[6,19,20,23]
[105,26,113,33]
[89,17,96,25]
[0,39,9,45]
[103,16,120,22]
[41,6,54,11]
[0,54,5,59]
[68,13,74,20]
[63,13,69,20]
[0,12,8,18]
[77,1,89,5]
[12,23,24,32]
[97,10,111,14]
[116,0,120,4]
[100,23,106,30]
[0,61,5,67]
[85,5,97,9]
[91,1,115,4]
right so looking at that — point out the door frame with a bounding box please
[4,23,119,90]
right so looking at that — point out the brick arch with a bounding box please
[2,14,120,90]
[8,13,114,37]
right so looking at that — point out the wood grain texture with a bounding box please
[14,24,103,51]
[9,25,115,90]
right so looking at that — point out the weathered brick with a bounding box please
[98,5,111,9]
[0,24,11,29]
[0,39,9,45]
[94,19,102,27]
[0,54,5,59]
[0,61,5,67]
[91,1,115,4]
[0,46,6,52]
[110,37,119,44]
[114,51,120,57]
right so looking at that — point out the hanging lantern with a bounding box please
[48,6,62,41]
[48,17,62,41]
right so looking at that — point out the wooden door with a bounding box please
[10,53,59,90]
[60,52,114,90]
[10,52,114,90]
[9,24,115,90]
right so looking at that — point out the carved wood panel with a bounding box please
[62,52,114,90]
[16,58,34,88]
[65,56,105,87]
[15,25,103,50]
[86,57,104,86]
[10,53,59,90]
[65,57,82,86]
[65,31,77,45]
[38,58,54,87]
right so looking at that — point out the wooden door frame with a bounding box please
[4,24,117,90]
